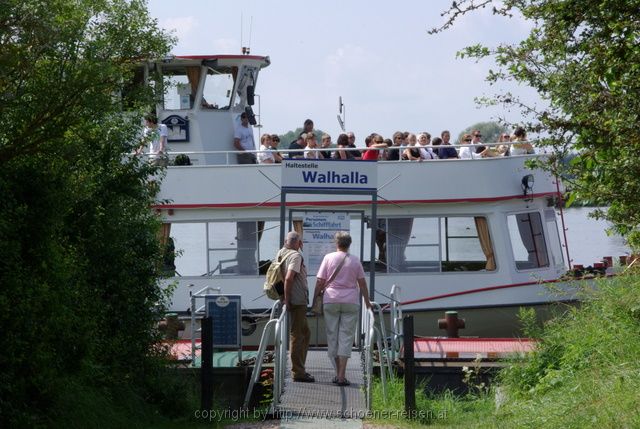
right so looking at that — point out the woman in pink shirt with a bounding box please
[314,232,372,386]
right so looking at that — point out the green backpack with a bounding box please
[263,249,295,300]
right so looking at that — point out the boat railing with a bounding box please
[389,285,403,363]
[189,285,222,365]
[362,299,389,409]
[135,142,545,167]
[243,300,288,411]
[372,302,394,382]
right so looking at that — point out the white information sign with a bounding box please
[282,159,377,191]
[302,212,350,275]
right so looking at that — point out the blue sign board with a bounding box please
[162,114,190,142]
[281,159,377,191]
[205,294,242,349]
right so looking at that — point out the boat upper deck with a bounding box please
[155,153,559,213]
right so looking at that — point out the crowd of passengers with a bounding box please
[254,118,535,164]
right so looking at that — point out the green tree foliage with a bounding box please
[431,0,640,248]
[0,0,174,425]
[457,121,508,144]
[277,127,328,149]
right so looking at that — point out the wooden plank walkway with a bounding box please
[278,349,367,420]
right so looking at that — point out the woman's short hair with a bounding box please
[335,231,352,249]
[260,134,272,144]
[336,133,349,146]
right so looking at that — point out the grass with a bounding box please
[368,376,494,428]
[494,273,640,428]
[369,273,640,428]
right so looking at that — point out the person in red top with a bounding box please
[362,134,387,160]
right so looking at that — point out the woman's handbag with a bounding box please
[312,253,348,315]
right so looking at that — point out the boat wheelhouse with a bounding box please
[146,53,575,342]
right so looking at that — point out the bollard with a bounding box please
[403,316,416,417]
[201,316,213,411]
[438,311,465,338]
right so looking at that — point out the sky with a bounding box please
[147,0,540,145]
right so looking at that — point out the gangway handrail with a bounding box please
[389,285,403,362]
[371,302,394,382]
[243,300,288,410]
[363,301,388,409]
[189,285,222,365]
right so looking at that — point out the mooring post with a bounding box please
[201,316,213,411]
[403,315,416,416]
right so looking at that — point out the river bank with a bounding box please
[365,273,640,428]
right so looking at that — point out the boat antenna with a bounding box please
[241,14,253,55]
[248,16,253,53]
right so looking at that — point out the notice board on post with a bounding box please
[204,294,242,349]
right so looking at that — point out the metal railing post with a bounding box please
[201,316,213,411]
[403,315,415,415]
[243,301,285,410]
[190,292,196,365]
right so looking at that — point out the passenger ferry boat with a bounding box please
[145,53,582,344]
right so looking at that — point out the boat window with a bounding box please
[507,212,549,270]
[386,218,439,273]
[258,221,281,275]
[441,217,495,272]
[377,216,494,274]
[171,223,207,276]
[162,66,199,110]
[170,221,279,277]
[208,221,259,275]
[201,67,235,110]
[544,209,564,267]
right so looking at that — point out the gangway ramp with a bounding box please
[278,349,366,419]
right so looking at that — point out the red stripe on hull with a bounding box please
[153,192,558,210]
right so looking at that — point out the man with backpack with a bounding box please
[279,231,314,383]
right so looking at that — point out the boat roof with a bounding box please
[174,54,269,61]
[154,54,271,68]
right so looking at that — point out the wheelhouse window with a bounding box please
[201,66,236,110]
[507,212,549,270]
[379,216,495,273]
[162,66,200,110]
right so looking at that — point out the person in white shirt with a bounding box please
[303,133,324,159]
[510,127,535,155]
[459,131,494,159]
[257,134,282,164]
[233,112,257,164]
[257,134,275,164]
[417,133,438,160]
[139,113,168,166]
